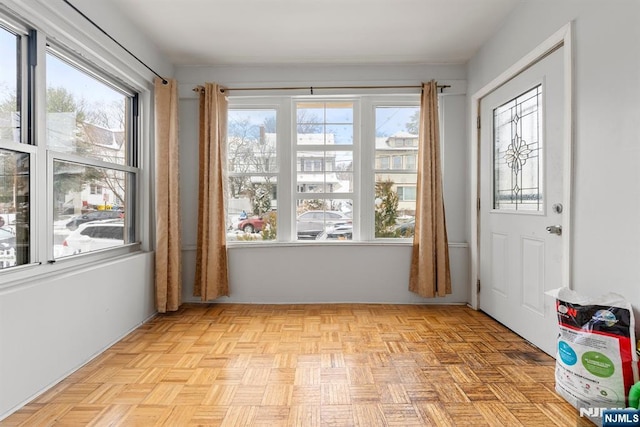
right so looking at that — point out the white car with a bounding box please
[62,219,124,255]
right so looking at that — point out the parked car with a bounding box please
[315,224,353,240]
[237,216,265,233]
[393,219,415,237]
[65,210,124,230]
[0,227,17,268]
[0,227,16,250]
[62,219,124,254]
[297,210,352,239]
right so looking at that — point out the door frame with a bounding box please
[469,22,574,310]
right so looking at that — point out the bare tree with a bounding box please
[296,110,322,134]
[227,116,277,213]
[405,110,420,134]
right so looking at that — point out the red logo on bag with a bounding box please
[557,302,577,317]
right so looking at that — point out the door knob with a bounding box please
[546,225,562,236]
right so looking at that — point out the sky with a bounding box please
[0,28,17,101]
[0,26,124,112]
[228,105,418,142]
[46,53,126,106]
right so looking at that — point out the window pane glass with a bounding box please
[228,109,277,173]
[46,53,129,165]
[325,104,353,123]
[295,102,354,240]
[296,151,353,193]
[392,155,403,169]
[397,186,416,201]
[53,160,128,258]
[227,178,277,242]
[375,106,420,138]
[0,149,29,268]
[493,85,542,211]
[296,104,324,127]
[376,156,390,170]
[374,106,419,239]
[375,175,416,238]
[296,102,354,145]
[405,154,417,171]
[227,108,278,242]
[326,124,353,145]
[0,27,20,144]
[296,199,352,240]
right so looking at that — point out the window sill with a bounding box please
[182,241,469,250]
[0,243,143,292]
[229,240,414,249]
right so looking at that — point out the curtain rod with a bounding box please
[193,84,451,95]
[62,0,168,85]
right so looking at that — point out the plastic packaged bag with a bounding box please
[547,288,639,422]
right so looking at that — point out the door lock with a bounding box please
[546,225,562,236]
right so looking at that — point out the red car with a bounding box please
[237,217,264,233]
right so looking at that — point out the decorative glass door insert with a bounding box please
[493,85,543,211]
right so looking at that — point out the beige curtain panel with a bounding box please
[194,82,230,300]
[154,77,182,313]
[409,80,452,298]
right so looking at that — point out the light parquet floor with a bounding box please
[2,304,593,426]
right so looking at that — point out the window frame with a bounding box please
[226,98,290,241]
[45,44,140,261]
[0,9,144,281]
[366,97,421,241]
[0,18,36,269]
[293,97,358,241]
[226,94,421,245]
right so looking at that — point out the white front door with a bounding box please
[479,46,565,356]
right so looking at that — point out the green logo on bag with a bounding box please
[582,351,615,377]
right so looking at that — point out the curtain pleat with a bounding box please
[409,81,452,298]
[194,82,229,300]
[154,77,182,312]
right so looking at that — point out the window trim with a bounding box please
[292,97,358,240]
[226,98,289,241]
[44,47,140,261]
[226,94,421,245]
[365,97,420,241]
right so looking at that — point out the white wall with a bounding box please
[176,64,470,304]
[0,0,170,419]
[0,253,156,418]
[467,1,640,316]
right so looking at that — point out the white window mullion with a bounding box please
[359,98,375,241]
[350,99,360,241]
[51,151,139,174]
[277,96,292,241]
[224,94,423,244]
[35,30,50,264]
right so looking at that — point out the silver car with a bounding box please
[296,210,352,239]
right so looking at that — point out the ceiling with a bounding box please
[106,0,520,66]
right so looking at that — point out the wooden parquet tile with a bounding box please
[1,304,595,426]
